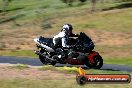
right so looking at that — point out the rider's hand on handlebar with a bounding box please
[75,34,79,37]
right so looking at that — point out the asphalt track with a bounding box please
[0,56,132,72]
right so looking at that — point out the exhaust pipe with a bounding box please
[34,50,53,63]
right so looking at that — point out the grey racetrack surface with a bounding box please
[0,56,132,72]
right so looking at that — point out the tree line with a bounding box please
[1,0,131,15]
[61,0,132,11]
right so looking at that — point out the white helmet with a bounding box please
[62,24,73,34]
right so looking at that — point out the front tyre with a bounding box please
[39,49,47,65]
[85,54,103,69]
[92,55,103,69]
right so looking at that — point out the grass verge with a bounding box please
[0,65,132,88]
[39,65,132,75]
[39,65,78,74]
[8,64,29,70]
[104,57,132,66]
[0,50,37,58]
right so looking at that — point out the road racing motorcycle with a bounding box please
[34,32,103,69]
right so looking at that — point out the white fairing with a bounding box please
[34,38,39,43]
[34,38,55,52]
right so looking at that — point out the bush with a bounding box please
[61,0,75,6]
[0,43,6,50]
[61,0,87,6]
[41,22,52,30]
[79,0,87,3]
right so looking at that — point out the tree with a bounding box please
[61,0,87,6]
[61,0,97,12]
[91,0,97,12]
[79,0,87,3]
[2,0,13,15]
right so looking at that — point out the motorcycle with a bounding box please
[34,32,103,69]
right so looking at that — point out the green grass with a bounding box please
[104,57,132,66]
[0,0,131,33]
[7,64,132,75]
[78,7,131,31]
[8,64,29,70]
[0,0,132,32]
[39,65,78,74]
[39,65,132,75]
[0,50,37,58]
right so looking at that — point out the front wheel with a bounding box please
[85,54,103,69]
[39,49,47,65]
[39,49,56,66]
[92,55,103,69]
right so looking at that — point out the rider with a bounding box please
[53,24,78,49]
[53,24,78,60]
